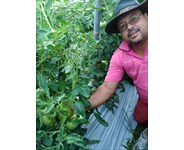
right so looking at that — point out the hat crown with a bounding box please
[115,0,140,15]
[105,0,147,34]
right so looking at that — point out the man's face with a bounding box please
[117,9,148,45]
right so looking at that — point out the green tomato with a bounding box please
[66,121,78,130]
[59,105,72,117]
[40,106,48,115]
[49,111,57,119]
[100,21,107,28]
[57,112,63,121]
[42,115,52,126]
[42,115,56,126]
[57,112,67,123]
[65,108,72,117]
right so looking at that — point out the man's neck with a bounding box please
[131,39,148,57]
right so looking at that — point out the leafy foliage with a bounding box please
[36,0,121,149]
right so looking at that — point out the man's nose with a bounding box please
[127,23,134,30]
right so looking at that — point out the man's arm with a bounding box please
[88,81,119,109]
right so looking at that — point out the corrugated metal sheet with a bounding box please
[83,81,138,150]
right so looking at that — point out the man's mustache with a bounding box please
[128,28,139,38]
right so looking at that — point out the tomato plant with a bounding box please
[36,0,132,149]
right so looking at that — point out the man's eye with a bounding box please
[130,15,138,23]
[119,23,126,30]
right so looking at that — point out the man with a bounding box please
[88,0,148,149]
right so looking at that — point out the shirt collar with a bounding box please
[118,41,131,52]
[118,41,148,59]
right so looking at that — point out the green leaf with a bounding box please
[45,0,52,10]
[36,99,48,106]
[42,103,55,114]
[55,144,60,150]
[43,134,53,147]
[53,94,66,102]
[84,138,100,144]
[80,86,90,98]
[37,29,52,40]
[71,86,81,96]
[94,111,108,127]
[37,73,50,98]
[36,130,45,141]
[48,83,59,92]
[73,141,86,148]
[74,101,85,118]
[59,80,66,91]
[64,133,84,143]
[50,57,60,64]
[63,65,72,74]
[45,68,59,76]
[36,88,45,99]
[55,127,64,142]
[81,98,91,109]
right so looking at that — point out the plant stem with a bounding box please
[104,0,111,15]
[40,2,55,32]
[36,57,48,69]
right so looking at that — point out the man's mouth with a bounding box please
[128,29,139,38]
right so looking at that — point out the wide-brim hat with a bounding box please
[105,0,148,34]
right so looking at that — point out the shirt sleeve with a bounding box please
[104,50,124,82]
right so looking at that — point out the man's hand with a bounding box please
[88,81,119,110]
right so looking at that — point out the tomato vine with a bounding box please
[36,0,133,149]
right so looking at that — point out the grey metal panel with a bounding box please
[83,81,138,150]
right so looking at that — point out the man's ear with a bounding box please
[143,12,148,20]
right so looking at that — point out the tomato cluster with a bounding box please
[39,100,86,133]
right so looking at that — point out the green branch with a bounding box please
[40,2,55,32]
